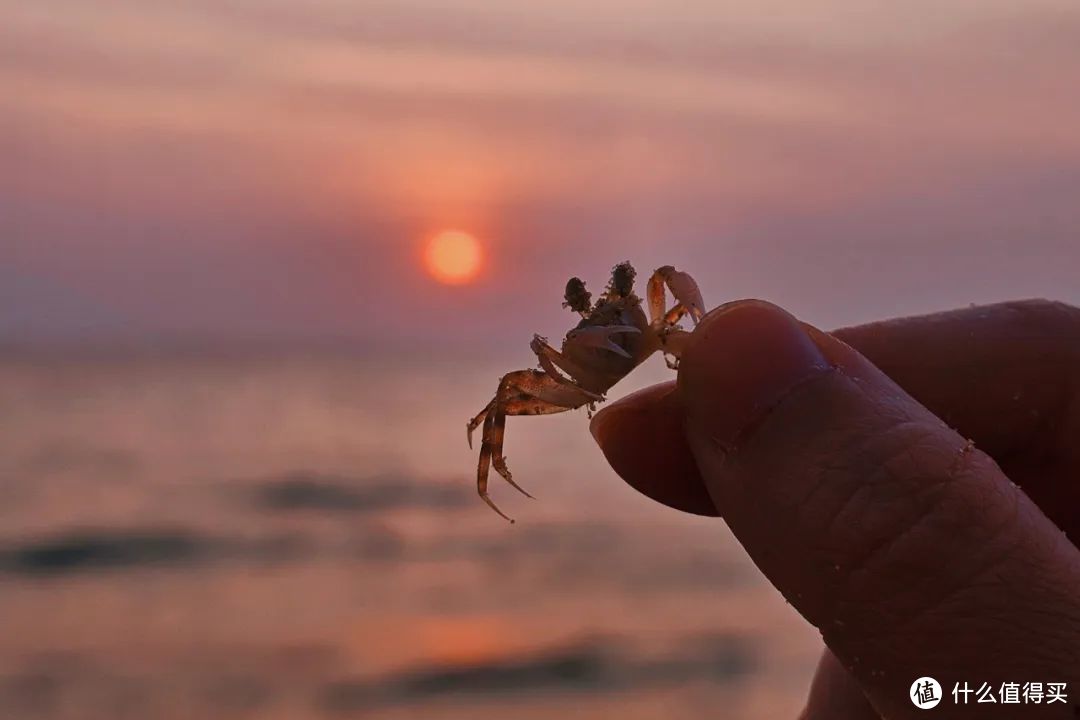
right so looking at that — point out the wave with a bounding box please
[253,472,471,513]
[0,529,306,576]
[321,634,755,711]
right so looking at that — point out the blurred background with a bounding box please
[2,1,1079,718]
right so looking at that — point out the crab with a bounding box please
[466,261,705,521]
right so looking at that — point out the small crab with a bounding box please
[466,261,705,521]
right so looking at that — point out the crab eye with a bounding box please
[563,277,591,313]
[609,261,636,297]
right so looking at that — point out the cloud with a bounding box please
[1,0,1078,345]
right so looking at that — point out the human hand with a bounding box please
[590,299,1080,718]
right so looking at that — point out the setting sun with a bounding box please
[423,230,483,285]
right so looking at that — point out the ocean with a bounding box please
[0,349,820,719]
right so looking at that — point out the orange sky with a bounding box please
[2,0,1079,352]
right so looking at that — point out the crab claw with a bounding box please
[659,266,705,324]
[566,325,640,358]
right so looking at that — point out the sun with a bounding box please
[423,230,483,285]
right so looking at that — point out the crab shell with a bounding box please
[559,302,654,395]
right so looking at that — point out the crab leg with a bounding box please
[530,335,603,400]
[657,327,693,368]
[467,360,585,448]
[473,369,597,521]
[487,390,536,501]
[475,408,510,521]
[466,399,494,449]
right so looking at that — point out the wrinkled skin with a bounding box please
[590,299,1080,719]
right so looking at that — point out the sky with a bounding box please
[2,0,1079,353]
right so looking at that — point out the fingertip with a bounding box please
[589,384,668,447]
[678,300,832,465]
[591,382,718,516]
[590,300,836,518]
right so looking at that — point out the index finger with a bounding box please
[591,299,1080,527]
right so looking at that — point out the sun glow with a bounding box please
[423,230,483,285]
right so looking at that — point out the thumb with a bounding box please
[678,301,1080,719]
